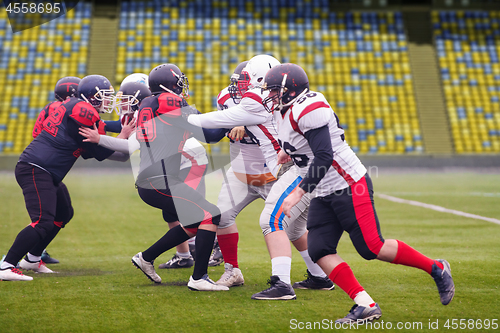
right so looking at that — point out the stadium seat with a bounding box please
[433,10,500,153]
[0,2,91,153]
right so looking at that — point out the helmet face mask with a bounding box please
[115,91,140,115]
[228,61,249,103]
[236,71,251,97]
[92,87,116,113]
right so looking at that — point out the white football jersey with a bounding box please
[275,91,367,196]
[217,87,273,177]
[188,87,281,178]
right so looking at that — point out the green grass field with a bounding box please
[1,169,499,333]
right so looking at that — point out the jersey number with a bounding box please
[43,106,65,137]
[279,140,310,168]
[137,107,157,143]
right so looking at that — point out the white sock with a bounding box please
[176,251,191,258]
[354,291,376,308]
[1,261,15,270]
[27,253,42,262]
[271,256,291,284]
[188,237,196,245]
[299,250,327,278]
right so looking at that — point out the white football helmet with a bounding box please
[121,73,149,87]
[238,54,280,95]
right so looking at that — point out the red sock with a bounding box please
[217,233,239,268]
[328,262,364,300]
[391,240,443,274]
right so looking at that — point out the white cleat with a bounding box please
[19,259,54,273]
[131,252,161,284]
[0,267,33,281]
[216,263,244,287]
[188,274,229,291]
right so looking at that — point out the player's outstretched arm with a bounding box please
[187,104,267,129]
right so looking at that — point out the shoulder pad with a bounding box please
[69,101,100,127]
[157,93,184,117]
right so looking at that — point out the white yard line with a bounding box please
[377,193,500,226]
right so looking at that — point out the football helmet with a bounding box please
[228,61,249,103]
[261,63,310,113]
[121,73,149,87]
[54,76,81,101]
[149,64,189,98]
[237,54,280,96]
[115,81,152,116]
[77,75,115,113]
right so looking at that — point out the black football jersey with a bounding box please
[19,97,114,183]
[136,93,205,183]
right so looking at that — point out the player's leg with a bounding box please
[133,177,227,290]
[285,195,334,291]
[215,167,261,286]
[251,169,305,300]
[1,164,57,281]
[158,220,194,269]
[348,174,454,305]
[308,194,382,324]
[27,182,73,267]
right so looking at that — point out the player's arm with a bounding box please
[102,120,122,133]
[187,102,268,129]
[79,119,138,155]
[298,125,334,193]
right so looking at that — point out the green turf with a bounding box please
[1,169,499,333]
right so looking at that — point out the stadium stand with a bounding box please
[116,0,421,154]
[434,10,500,153]
[0,1,91,154]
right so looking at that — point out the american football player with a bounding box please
[262,63,455,323]
[128,63,228,291]
[0,75,130,281]
[187,55,333,300]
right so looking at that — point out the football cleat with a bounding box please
[41,250,60,264]
[158,254,194,269]
[131,252,161,284]
[431,259,455,305]
[19,258,54,273]
[251,275,296,300]
[335,304,382,324]
[292,269,335,290]
[216,263,244,287]
[208,242,224,267]
[0,267,33,281]
[187,274,229,291]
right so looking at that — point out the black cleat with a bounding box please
[335,304,382,324]
[292,269,335,290]
[158,254,194,269]
[431,259,455,305]
[251,276,296,300]
[208,242,224,267]
[41,250,60,264]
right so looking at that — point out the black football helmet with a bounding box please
[77,75,115,113]
[116,81,152,116]
[261,63,309,113]
[54,76,81,101]
[228,61,249,103]
[148,63,189,98]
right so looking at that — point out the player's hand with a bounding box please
[117,117,136,139]
[282,187,306,218]
[228,126,245,141]
[277,149,291,164]
[79,123,100,143]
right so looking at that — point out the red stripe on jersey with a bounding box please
[297,102,330,121]
[217,93,230,106]
[331,160,356,186]
[242,91,262,104]
[289,111,304,136]
[257,124,281,153]
[351,176,384,256]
